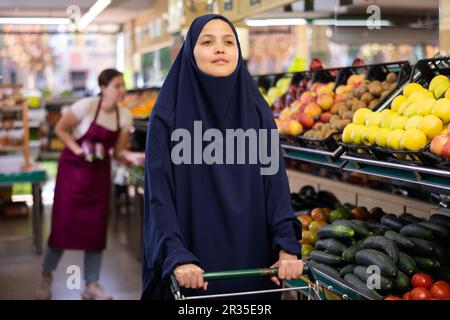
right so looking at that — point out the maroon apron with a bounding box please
[48,99,120,251]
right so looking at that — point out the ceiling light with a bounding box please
[0,17,71,25]
[77,0,111,30]
[245,18,307,27]
[312,19,392,27]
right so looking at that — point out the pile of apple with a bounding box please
[301,74,366,139]
[341,76,450,154]
[275,81,338,136]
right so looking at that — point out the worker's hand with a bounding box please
[123,151,145,166]
[174,264,208,290]
[270,249,304,286]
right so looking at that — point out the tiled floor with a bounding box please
[0,203,142,300]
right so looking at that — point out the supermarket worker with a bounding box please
[142,14,303,300]
[34,68,144,300]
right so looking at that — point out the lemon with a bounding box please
[353,108,373,125]
[390,115,408,130]
[342,123,357,144]
[387,129,406,150]
[403,83,426,97]
[431,98,450,123]
[380,109,394,116]
[434,82,450,99]
[405,115,424,130]
[362,126,378,146]
[375,128,392,147]
[403,102,419,117]
[401,128,427,151]
[398,101,410,115]
[350,125,365,145]
[417,114,443,139]
[391,95,407,112]
[417,98,436,116]
[429,75,450,92]
[381,113,397,128]
[365,112,384,127]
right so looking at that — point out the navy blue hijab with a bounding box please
[142,14,300,300]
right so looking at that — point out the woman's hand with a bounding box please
[270,249,304,286]
[173,264,208,290]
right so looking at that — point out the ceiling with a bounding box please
[0,0,153,24]
[252,0,439,20]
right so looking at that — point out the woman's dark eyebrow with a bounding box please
[198,33,235,40]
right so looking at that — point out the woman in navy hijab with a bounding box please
[142,14,303,300]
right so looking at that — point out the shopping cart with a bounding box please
[170,263,378,300]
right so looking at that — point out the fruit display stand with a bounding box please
[281,168,450,300]
[274,61,411,165]
[330,57,450,195]
[0,155,47,255]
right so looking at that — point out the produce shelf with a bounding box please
[282,145,347,169]
[342,154,450,179]
[342,155,450,195]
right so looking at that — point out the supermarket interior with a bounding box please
[1,0,450,301]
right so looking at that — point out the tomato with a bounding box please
[384,296,402,300]
[411,274,433,289]
[402,292,410,300]
[410,287,432,300]
[430,281,450,300]
[311,208,327,221]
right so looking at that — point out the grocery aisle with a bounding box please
[0,180,141,300]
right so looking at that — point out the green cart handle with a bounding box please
[170,264,311,296]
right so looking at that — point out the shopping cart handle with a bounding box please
[202,264,310,281]
[171,264,310,286]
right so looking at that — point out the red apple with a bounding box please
[298,91,315,105]
[320,112,332,123]
[430,133,448,157]
[442,138,450,159]
[304,102,322,118]
[311,83,325,94]
[298,113,315,130]
[317,93,334,110]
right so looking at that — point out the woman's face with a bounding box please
[193,19,239,77]
[101,75,126,106]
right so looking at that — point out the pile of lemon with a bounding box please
[341,75,450,151]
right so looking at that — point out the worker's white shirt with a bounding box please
[69,97,132,140]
